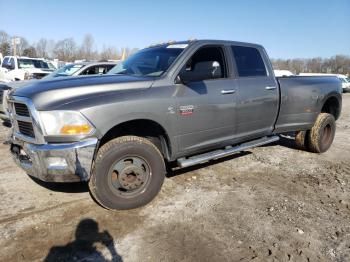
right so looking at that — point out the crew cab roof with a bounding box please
[145,39,264,49]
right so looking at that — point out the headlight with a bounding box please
[39,111,94,136]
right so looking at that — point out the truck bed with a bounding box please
[274,75,342,133]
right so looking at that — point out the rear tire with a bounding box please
[89,136,165,210]
[308,113,336,153]
[295,130,309,150]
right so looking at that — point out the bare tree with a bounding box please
[0,30,9,43]
[272,56,350,75]
[99,46,119,60]
[46,39,56,59]
[0,31,11,55]
[306,57,322,73]
[53,38,77,61]
[16,37,29,56]
[36,38,48,58]
[22,46,37,57]
[325,55,349,74]
[80,34,96,60]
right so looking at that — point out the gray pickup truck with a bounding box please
[7,40,342,210]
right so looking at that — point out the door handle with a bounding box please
[265,86,277,90]
[221,89,236,94]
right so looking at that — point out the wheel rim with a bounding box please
[108,156,151,198]
[321,124,333,148]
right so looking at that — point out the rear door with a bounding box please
[230,45,279,139]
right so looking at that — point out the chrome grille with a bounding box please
[17,120,35,137]
[8,96,45,144]
[14,102,30,117]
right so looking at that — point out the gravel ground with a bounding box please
[0,94,349,262]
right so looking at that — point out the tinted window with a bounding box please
[2,57,9,67]
[231,46,267,77]
[17,59,50,69]
[179,46,227,82]
[81,65,98,75]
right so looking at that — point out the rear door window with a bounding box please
[231,46,267,77]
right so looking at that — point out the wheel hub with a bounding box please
[118,166,144,190]
[110,157,149,193]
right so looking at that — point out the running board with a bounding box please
[177,136,280,168]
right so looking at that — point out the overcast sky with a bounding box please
[1,0,349,58]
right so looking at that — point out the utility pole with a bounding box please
[12,37,21,56]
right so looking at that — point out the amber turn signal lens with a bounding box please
[60,124,91,135]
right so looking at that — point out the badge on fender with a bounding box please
[179,105,194,116]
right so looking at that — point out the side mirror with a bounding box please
[174,75,183,84]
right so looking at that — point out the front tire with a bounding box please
[308,113,336,153]
[89,136,165,210]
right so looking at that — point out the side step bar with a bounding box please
[177,135,280,168]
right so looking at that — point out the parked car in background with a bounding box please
[1,56,56,81]
[339,76,350,92]
[0,53,10,83]
[43,62,117,80]
[299,73,350,92]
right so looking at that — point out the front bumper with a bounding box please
[10,137,98,182]
[0,89,10,121]
[0,111,9,121]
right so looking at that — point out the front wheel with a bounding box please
[89,136,165,210]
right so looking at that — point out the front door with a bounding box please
[174,46,237,153]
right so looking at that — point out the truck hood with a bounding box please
[11,74,155,110]
[24,68,54,74]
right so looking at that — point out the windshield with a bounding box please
[43,64,85,79]
[108,45,187,77]
[46,62,56,70]
[18,59,53,70]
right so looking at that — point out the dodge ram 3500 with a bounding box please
[7,40,342,210]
